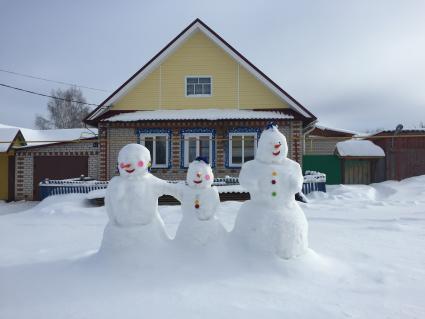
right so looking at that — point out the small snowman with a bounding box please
[232,124,308,259]
[174,157,226,247]
[100,144,170,254]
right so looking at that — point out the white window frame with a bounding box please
[228,132,258,167]
[139,133,169,168]
[183,132,213,167]
[185,76,213,97]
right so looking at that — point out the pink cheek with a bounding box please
[137,161,144,167]
[205,174,211,181]
[119,163,125,169]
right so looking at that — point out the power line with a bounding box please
[0,68,109,92]
[0,83,100,106]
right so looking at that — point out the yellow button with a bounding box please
[272,171,277,176]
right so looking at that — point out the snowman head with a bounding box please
[255,124,288,164]
[117,144,151,178]
[186,157,214,189]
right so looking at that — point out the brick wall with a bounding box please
[102,119,303,181]
[15,140,99,200]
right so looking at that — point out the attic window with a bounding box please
[186,77,212,97]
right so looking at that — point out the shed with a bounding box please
[303,124,359,184]
[368,129,425,181]
[336,140,385,184]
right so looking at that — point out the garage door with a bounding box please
[33,156,88,200]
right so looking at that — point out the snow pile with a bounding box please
[336,139,385,157]
[104,108,293,122]
[304,171,326,183]
[1,176,425,318]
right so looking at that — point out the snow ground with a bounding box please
[1,177,425,318]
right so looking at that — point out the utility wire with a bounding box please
[0,68,109,92]
[0,83,100,106]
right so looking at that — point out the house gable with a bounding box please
[85,19,315,124]
[112,30,289,111]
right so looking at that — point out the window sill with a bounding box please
[185,94,212,98]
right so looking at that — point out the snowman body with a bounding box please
[174,159,225,247]
[233,126,308,259]
[106,173,166,228]
[100,144,170,255]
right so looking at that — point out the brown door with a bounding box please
[8,155,15,201]
[33,156,88,200]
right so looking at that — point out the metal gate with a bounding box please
[33,156,88,200]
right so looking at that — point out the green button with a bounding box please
[272,192,277,197]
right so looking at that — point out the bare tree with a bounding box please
[35,87,90,129]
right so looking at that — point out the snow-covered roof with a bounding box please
[373,127,425,135]
[314,123,361,136]
[336,140,385,158]
[0,123,98,149]
[0,127,21,152]
[104,109,293,122]
[19,128,98,147]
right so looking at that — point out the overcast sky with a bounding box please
[1,0,424,132]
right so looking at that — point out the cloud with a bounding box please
[0,0,424,130]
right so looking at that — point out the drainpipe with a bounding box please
[302,120,317,155]
[391,124,403,179]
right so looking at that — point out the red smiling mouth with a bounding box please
[125,169,135,173]
[272,150,281,156]
[193,180,203,184]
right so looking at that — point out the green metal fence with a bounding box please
[303,155,341,185]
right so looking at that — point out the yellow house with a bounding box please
[85,18,317,181]
[0,127,25,201]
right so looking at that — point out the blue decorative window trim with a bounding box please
[225,127,262,168]
[135,128,172,169]
[180,128,216,168]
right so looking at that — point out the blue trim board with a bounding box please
[135,128,172,168]
[179,128,216,168]
[225,127,262,168]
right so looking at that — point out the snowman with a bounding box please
[232,124,308,259]
[100,143,171,254]
[174,157,226,247]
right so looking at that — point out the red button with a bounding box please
[195,204,200,209]
[271,180,276,184]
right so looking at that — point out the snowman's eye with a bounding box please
[205,174,211,180]
[137,160,144,167]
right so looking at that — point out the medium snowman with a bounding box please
[100,143,170,254]
[174,157,226,247]
[232,124,308,259]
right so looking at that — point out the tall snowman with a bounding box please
[232,124,308,259]
[174,157,226,247]
[100,143,171,255]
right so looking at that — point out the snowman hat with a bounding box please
[265,122,279,131]
[194,156,209,165]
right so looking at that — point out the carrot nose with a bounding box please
[121,163,131,168]
[274,144,281,149]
